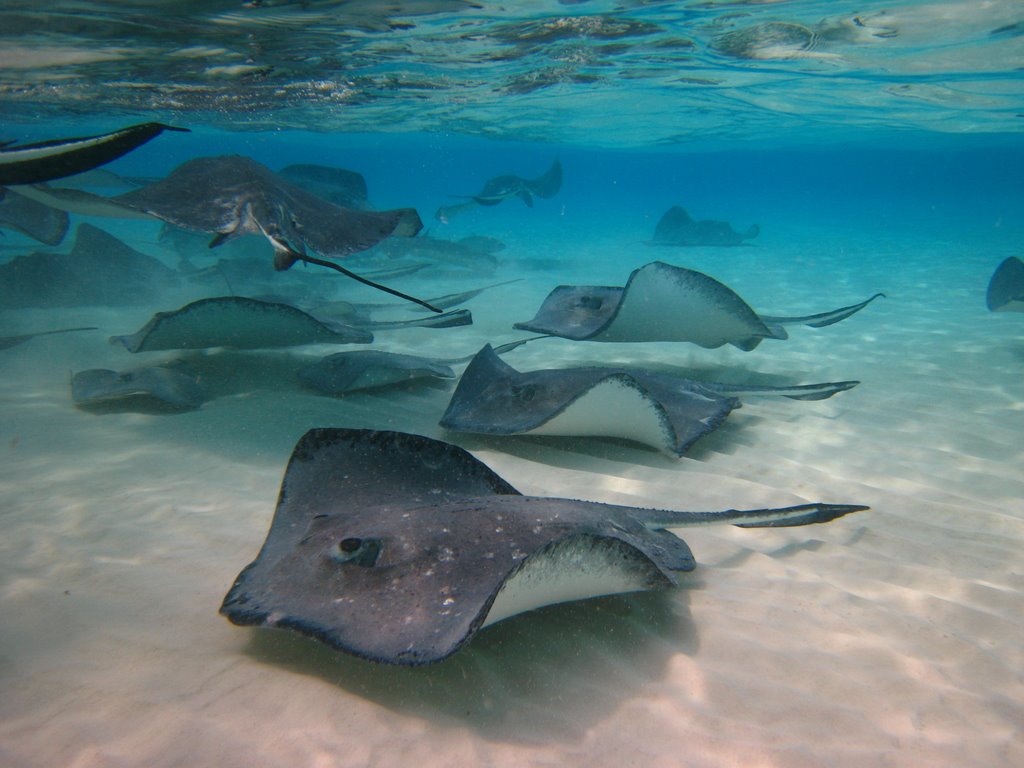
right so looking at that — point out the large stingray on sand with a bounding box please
[219,428,867,665]
[515,261,884,351]
[439,344,858,456]
[986,256,1024,312]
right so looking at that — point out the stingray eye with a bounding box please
[511,384,536,402]
[330,537,382,568]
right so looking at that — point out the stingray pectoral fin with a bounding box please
[526,158,563,199]
[762,292,885,329]
[637,503,869,529]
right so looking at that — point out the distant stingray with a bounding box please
[72,366,205,412]
[648,206,759,247]
[435,159,562,222]
[111,296,374,352]
[0,223,177,309]
[0,186,69,245]
[986,256,1024,312]
[0,326,97,351]
[439,345,858,455]
[219,427,868,665]
[514,261,884,351]
[0,122,189,186]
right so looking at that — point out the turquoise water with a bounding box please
[2,2,1024,767]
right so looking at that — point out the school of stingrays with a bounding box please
[2,122,1015,665]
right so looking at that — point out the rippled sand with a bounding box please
[1,214,1022,768]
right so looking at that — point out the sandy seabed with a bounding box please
[1,210,1022,768]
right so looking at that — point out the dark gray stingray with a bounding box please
[649,206,759,247]
[111,296,373,353]
[71,366,205,412]
[434,159,562,222]
[440,345,858,455]
[299,350,458,395]
[514,261,884,351]
[367,233,504,274]
[0,326,97,351]
[219,427,868,665]
[0,123,189,186]
[278,164,369,210]
[986,256,1024,312]
[106,155,437,311]
[0,223,177,309]
[0,186,69,245]
[298,340,528,396]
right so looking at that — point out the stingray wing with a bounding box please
[986,256,1024,312]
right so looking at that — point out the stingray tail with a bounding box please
[761,293,885,329]
[640,503,869,529]
[700,380,860,401]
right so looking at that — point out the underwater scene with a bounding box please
[1,1,1023,766]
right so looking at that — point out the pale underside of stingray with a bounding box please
[439,344,858,456]
[0,122,189,186]
[514,261,884,351]
[986,256,1024,312]
[219,428,868,665]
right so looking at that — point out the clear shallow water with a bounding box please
[2,2,1024,768]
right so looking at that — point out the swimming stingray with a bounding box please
[0,123,189,186]
[435,159,562,222]
[0,326,97,351]
[71,366,205,412]
[986,256,1024,312]
[0,186,69,245]
[219,427,868,665]
[439,344,858,456]
[111,296,374,352]
[648,206,759,247]
[23,154,437,311]
[298,339,529,396]
[514,261,884,351]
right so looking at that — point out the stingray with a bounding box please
[986,256,1024,313]
[110,155,438,310]
[648,206,759,247]
[435,159,562,222]
[298,340,529,396]
[111,296,374,353]
[219,427,868,665]
[25,154,438,311]
[0,326,97,351]
[514,261,884,351]
[0,123,189,186]
[367,233,504,274]
[439,345,858,455]
[277,164,369,210]
[0,186,69,245]
[0,223,178,309]
[71,366,205,412]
